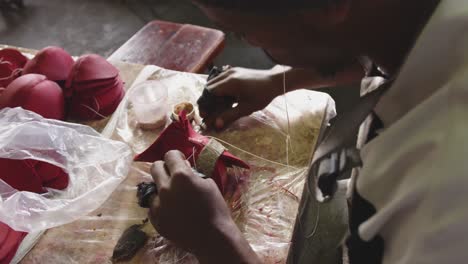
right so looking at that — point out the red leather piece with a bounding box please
[1,73,45,95]
[71,77,120,96]
[0,249,16,264]
[34,161,60,183]
[0,159,67,263]
[0,49,28,69]
[0,223,9,245]
[0,157,69,194]
[42,173,69,190]
[213,160,228,194]
[65,54,124,120]
[23,46,74,83]
[98,86,125,116]
[68,79,124,120]
[0,223,26,264]
[35,162,69,190]
[0,159,44,194]
[0,74,65,120]
[66,54,118,87]
[134,113,249,194]
[0,63,16,88]
[22,79,65,120]
[1,72,45,92]
[0,49,28,88]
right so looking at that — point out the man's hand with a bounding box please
[202,67,285,130]
[149,150,261,264]
[201,63,366,130]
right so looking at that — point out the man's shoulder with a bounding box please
[360,65,468,183]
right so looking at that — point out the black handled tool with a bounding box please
[197,66,237,118]
[137,182,157,208]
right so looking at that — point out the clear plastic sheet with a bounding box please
[105,65,336,263]
[0,107,132,233]
[21,65,335,264]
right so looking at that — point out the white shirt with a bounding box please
[355,0,468,263]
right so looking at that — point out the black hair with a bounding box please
[193,0,335,11]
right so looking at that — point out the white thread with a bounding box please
[282,66,321,239]
[283,69,293,170]
[80,103,107,119]
[282,69,320,238]
[205,136,297,169]
[0,59,12,66]
[0,67,22,82]
[12,68,22,76]
[93,97,100,113]
[186,146,197,169]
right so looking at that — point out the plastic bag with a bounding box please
[0,107,132,232]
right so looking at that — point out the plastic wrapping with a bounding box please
[21,65,335,264]
[106,66,336,263]
[0,107,132,232]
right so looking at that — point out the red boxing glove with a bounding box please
[66,54,124,120]
[34,161,70,190]
[23,46,74,88]
[0,158,67,264]
[0,74,65,120]
[0,48,28,88]
[66,54,119,89]
[68,76,125,120]
[0,158,69,194]
[135,113,249,194]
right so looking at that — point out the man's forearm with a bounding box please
[269,62,365,93]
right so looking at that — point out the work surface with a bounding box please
[109,20,225,73]
[1,44,335,263]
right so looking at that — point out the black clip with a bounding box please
[207,66,224,82]
[197,66,236,117]
[316,148,362,201]
[136,182,157,208]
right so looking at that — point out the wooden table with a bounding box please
[109,20,225,73]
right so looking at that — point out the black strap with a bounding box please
[310,81,392,202]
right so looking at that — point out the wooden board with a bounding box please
[109,20,225,73]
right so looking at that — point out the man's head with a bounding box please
[192,0,360,74]
[192,0,334,10]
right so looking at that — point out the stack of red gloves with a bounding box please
[0,46,124,263]
[0,46,124,121]
[66,54,125,120]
